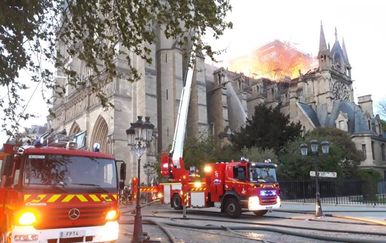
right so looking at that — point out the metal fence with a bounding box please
[279,179,386,205]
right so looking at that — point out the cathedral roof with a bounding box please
[330,28,350,70]
[341,38,350,66]
[298,102,320,127]
[299,100,379,135]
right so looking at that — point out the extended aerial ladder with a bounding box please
[160,38,197,182]
[131,37,197,203]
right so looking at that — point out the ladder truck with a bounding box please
[139,45,281,218]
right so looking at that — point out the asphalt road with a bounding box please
[117,202,386,243]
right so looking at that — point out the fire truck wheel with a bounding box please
[224,197,241,218]
[171,194,183,210]
[253,210,268,216]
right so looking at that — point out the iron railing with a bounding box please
[279,179,386,205]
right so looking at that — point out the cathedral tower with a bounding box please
[318,22,331,70]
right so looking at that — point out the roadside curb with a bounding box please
[281,201,386,209]
[326,214,386,226]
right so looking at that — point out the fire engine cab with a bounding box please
[0,141,122,243]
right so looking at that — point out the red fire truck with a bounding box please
[0,141,123,243]
[137,47,281,218]
[156,155,281,218]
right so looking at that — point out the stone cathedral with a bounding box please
[49,24,386,181]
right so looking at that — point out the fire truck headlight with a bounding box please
[203,165,212,173]
[105,209,118,221]
[259,190,277,197]
[18,212,37,226]
[248,196,260,211]
[157,192,163,198]
[193,181,202,188]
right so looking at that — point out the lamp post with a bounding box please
[300,140,330,217]
[126,116,154,243]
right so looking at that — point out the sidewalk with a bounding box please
[276,201,386,223]
[279,201,386,212]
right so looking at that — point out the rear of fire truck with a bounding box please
[0,142,120,243]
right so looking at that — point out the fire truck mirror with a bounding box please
[3,156,13,176]
[1,156,14,187]
[120,162,127,181]
[119,180,125,190]
[0,175,6,188]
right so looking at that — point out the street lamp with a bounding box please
[126,116,155,243]
[300,140,330,217]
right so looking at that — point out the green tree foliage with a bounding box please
[213,144,241,162]
[376,100,386,130]
[240,146,278,163]
[230,104,302,153]
[183,135,217,169]
[0,0,232,137]
[380,119,386,131]
[357,169,383,201]
[278,127,364,180]
[183,135,238,170]
[379,100,386,118]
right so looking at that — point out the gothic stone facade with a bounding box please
[50,24,386,181]
[50,29,208,183]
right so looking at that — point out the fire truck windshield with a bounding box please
[250,166,277,183]
[23,155,117,193]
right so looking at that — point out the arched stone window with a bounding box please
[253,85,260,94]
[69,122,81,136]
[90,115,109,153]
[371,141,375,160]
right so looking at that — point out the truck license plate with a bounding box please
[60,230,85,238]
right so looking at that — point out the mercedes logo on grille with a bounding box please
[68,208,80,220]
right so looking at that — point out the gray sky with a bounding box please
[1,0,386,145]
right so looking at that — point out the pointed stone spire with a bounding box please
[342,37,350,64]
[335,27,338,42]
[318,22,331,71]
[342,37,351,77]
[319,21,328,53]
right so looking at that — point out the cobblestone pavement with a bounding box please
[117,202,386,243]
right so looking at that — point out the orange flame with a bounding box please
[228,40,316,81]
